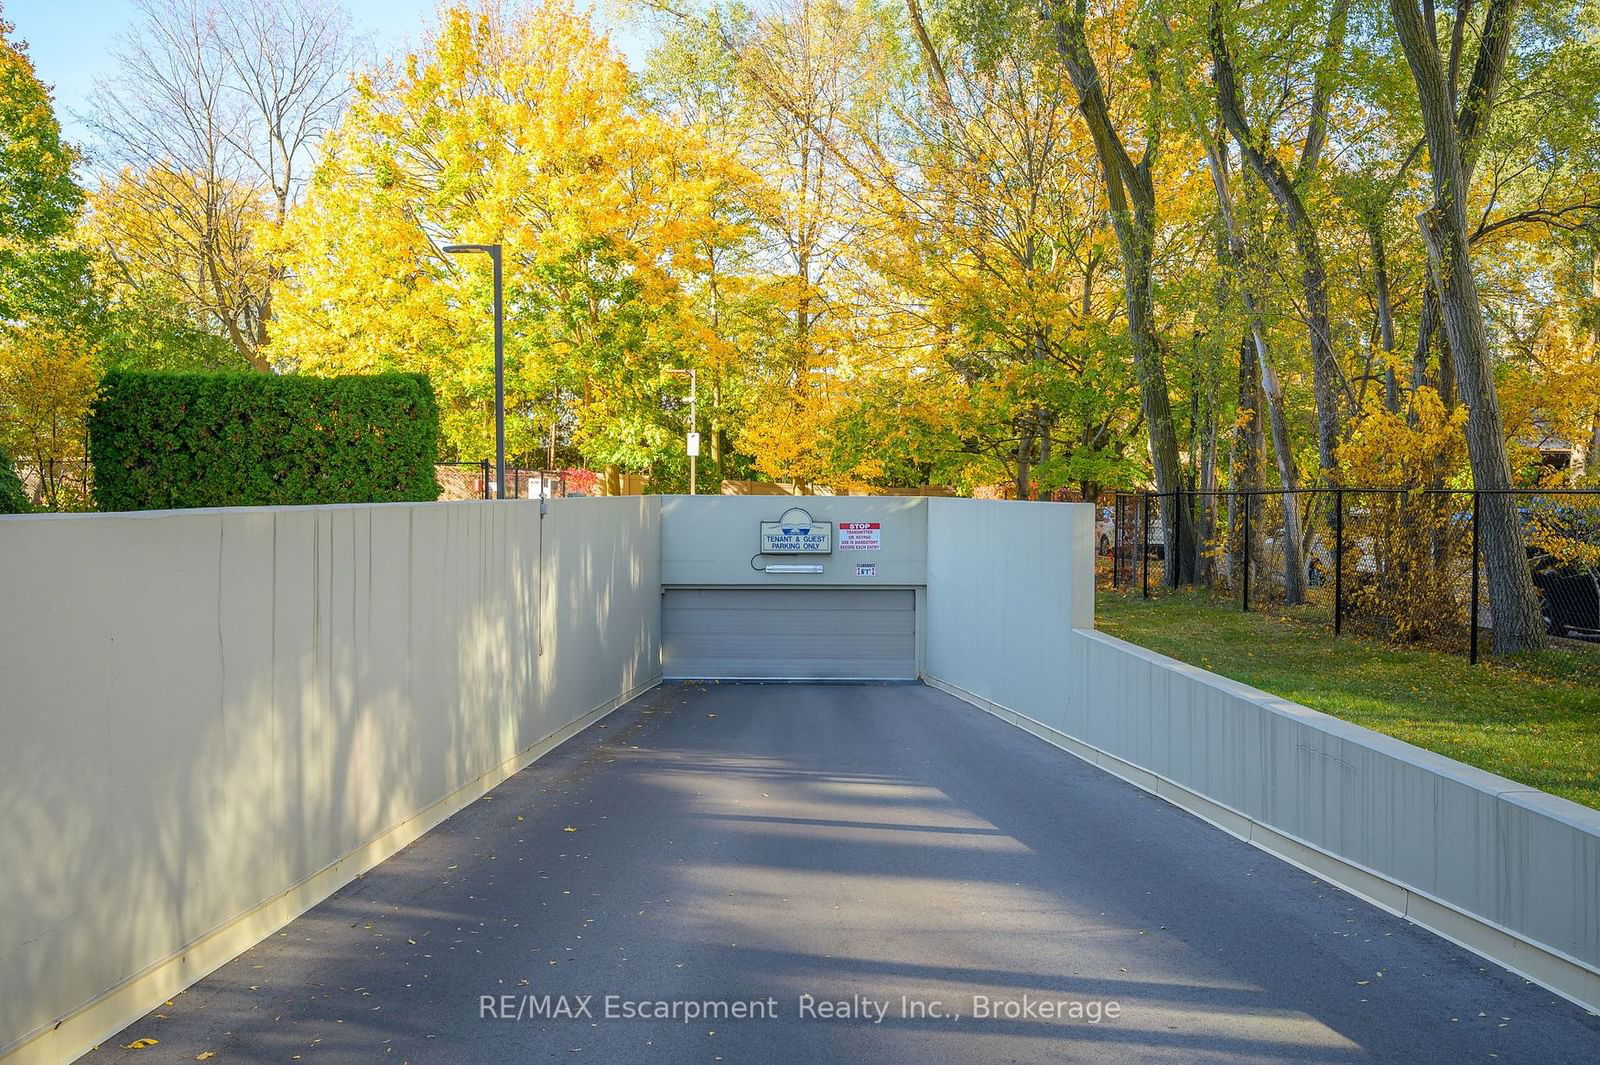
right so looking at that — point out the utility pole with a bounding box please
[666,368,698,495]
[548,388,557,472]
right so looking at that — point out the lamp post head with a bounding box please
[442,243,500,258]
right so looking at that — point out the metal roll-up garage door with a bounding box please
[662,588,916,680]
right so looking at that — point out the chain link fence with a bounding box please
[1105,487,1600,663]
[437,462,571,501]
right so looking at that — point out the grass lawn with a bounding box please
[1095,588,1600,811]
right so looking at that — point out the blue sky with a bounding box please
[6,0,656,146]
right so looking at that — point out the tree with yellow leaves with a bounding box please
[270,1,757,478]
[871,11,1141,499]
[83,167,274,368]
[668,0,909,490]
[0,326,99,510]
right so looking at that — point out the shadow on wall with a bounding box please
[0,497,661,1062]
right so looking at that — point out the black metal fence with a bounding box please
[1105,487,1600,663]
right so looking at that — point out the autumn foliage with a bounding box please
[0,0,1595,529]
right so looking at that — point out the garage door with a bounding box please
[662,588,916,680]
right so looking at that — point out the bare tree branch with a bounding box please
[84,0,357,368]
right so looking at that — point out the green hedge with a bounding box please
[0,445,27,513]
[89,372,442,511]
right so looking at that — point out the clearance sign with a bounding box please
[838,521,882,551]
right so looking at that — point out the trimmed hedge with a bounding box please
[89,371,442,511]
[0,445,27,513]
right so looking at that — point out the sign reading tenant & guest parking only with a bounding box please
[760,508,832,554]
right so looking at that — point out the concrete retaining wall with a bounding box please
[924,498,1093,713]
[0,498,662,1065]
[922,498,1600,1013]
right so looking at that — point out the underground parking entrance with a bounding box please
[6,494,1600,1065]
[660,497,929,682]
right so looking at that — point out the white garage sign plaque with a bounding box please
[760,510,832,554]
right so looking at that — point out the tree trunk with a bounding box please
[1437,323,1456,409]
[1201,133,1306,602]
[1198,391,1219,586]
[1391,0,1542,652]
[1016,425,1032,502]
[1211,3,1342,476]
[1231,333,1270,586]
[1124,208,1194,583]
[1412,287,1437,393]
[1227,339,1251,583]
[1369,218,1401,412]
[1254,332,1308,605]
[1031,328,1051,500]
[1048,1,1192,586]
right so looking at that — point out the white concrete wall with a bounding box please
[923,498,1094,715]
[0,498,661,1065]
[660,495,927,587]
[1051,632,1600,1010]
[923,498,1600,1013]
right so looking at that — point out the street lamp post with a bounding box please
[443,243,505,499]
[665,368,698,495]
